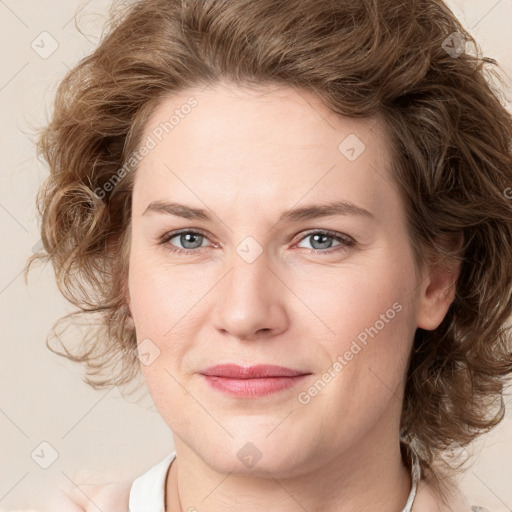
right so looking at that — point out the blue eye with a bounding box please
[296,230,355,253]
[160,230,210,254]
[159,229,355,255]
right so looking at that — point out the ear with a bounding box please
[416,235,463,331]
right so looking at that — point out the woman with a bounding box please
[27,0,512,510]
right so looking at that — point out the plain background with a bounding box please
[1,0,512,510]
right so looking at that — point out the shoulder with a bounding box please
[66,479,132,512]
[36,473,133,512]
[55,453,174,512]
[413,474,472,512]
[1,480,131,512]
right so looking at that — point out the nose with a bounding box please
[211,251,289,341]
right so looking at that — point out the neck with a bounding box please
[165,422,412,512]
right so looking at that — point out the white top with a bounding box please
[128,451,423,512]
[129,452,176,512]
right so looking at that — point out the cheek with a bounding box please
[127,253,195,423]
[128,247,207,336]
[297,263,417,443]
[304,257,415,345]
[127,250,213,392]
[303,243,419,391]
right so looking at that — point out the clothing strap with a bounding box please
[401,449,421,512]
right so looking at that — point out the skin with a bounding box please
[123,80,460,512]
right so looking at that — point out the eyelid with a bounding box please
[293,228,355,246]
[159,228,356,254]
[162,227,211,239]
[159,227,215,247]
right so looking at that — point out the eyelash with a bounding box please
[159,228,356,256]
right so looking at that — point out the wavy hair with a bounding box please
[26,0,512,501]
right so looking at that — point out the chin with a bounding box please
[194,430,317,479]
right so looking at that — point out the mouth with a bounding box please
[199,364,312,397]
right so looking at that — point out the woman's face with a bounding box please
[127,82,433,476]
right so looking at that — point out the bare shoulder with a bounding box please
[66,479,132,512]
[36,471,133,512]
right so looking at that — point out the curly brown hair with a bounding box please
[26,0,512,501]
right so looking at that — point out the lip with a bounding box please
[201,364,307,378]
[200,364,311,397]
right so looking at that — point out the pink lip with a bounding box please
[200,364,311,397]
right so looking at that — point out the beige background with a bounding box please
[1,0,511,510]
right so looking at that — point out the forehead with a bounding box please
[140,81,387,158]
[132,82,397,220]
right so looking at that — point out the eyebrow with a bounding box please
[142,200,375,223]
